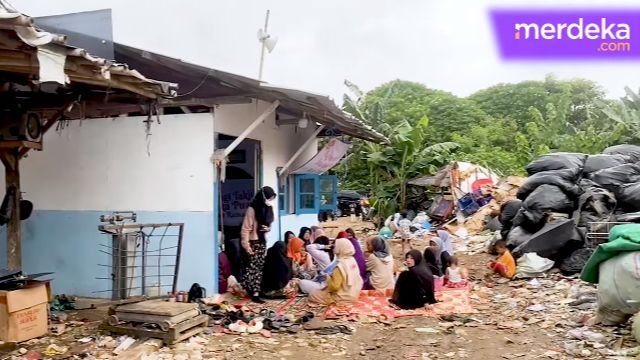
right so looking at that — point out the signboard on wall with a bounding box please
[221,179,254,226]
[292,139,350,175]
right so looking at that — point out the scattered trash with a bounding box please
[415,327,440,334]
[112,336,136,355]
[525,304,546,312]
[43,344,68,356]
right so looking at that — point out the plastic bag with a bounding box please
[517,168,582,200]
[512,219,580,259]
[616,183,640,212]
[590,163,640,192]
[520,184,575,229]
[596,252,640,325]
[603,144,640,161]
[559,248,594,275]
[583,154,632,174]
[526,152,588,175]
[514,253,555,278]
[499,199,522,239]
[574,180,616,227]
[506,226,533,249]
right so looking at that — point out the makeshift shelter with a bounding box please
[0,1,174,270]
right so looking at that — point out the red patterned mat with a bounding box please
[325,287,476,319]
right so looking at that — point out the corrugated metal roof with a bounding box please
[0,1,175,99]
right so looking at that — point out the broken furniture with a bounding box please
[101,300,207,345]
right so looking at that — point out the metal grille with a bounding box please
[586,221,630,248]
[96,221,184,300]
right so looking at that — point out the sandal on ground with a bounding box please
[259,309,277,320]
[336,325,354,335]
[286,324,302,333]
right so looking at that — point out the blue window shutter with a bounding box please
[295,174,319,214]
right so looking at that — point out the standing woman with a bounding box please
[240,186,276,304]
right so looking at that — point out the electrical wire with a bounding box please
[174,69,213,98]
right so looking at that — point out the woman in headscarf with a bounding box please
[299,227,312,245]
[429,233,453,276]
[390,250,437,309]
[437,230,455,255]
[310,226,326,243]
[338,230,367,288]
[287,236,315,279]
[283,231,295,246]
[240,186,276,304]
[365,236,395,291]
[306,235,333,271]
[309,238,364,305]
[423,247,443,277]
[261,241,293,299]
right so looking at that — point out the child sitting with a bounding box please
[488,240,516,279]
[445,256,468,288]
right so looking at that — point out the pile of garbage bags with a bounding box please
[501,144,640,275]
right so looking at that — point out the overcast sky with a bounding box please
[15,0,640,102]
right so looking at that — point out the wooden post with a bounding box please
[1,150,21,270]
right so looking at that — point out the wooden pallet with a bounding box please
[100,314,209,345]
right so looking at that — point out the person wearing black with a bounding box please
[261,241,293,298]
[423,247,443,277]
[390,250,437,309]
[240,186,276,304]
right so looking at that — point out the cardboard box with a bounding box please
[0,281,51,342]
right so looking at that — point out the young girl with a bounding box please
[445,256,469,288]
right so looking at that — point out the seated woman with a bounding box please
[338,230,367,288]
[308,238,364,305]
[310,226,326,243]
[306,235,333,271]
[364,236,395,291]
[287,236,315,279]
[283,231,295,246]
[429,231,453,275]
[423,246,444,291]
[390,250,437,310]
[299,227,312,246]
[261,241,293,299]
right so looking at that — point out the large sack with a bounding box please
[559,247,594,275]
[526,153,587,175]
[514,253,555,278]
[521,184,575,225]
[596,252,640,325]
[589,163,640,192]
[603,144,640,161]
[517,168,582,200]
[584,154,633,174]
[616,183,640,212]
[512,219,580,259]
[574,180,616,227]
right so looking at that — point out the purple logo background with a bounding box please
[490,9,640,60]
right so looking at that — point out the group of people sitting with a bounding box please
[220,186,515,310]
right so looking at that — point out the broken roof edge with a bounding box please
[0,1,176,99]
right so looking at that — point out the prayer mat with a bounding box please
[324,287,476,319]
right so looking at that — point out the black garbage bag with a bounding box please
[583,154,633,174]
[517,168,583,200]
[616,211,640,222]
[590,163,640,192]
[559,247,594,275]
[499,199,522,239]
[616,182,640,212]
[506,226,533,249]
[573,180,616,227]
[486,216,503,231]
[521,184,575,229]
[512,219,580,259]
[526,152,588,175]
[602,144,640,161]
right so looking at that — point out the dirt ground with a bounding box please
[4,218,637,360]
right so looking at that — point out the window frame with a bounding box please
[294,174,338,214]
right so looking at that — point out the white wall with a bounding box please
[14,113,214,211]
[214,100,320,243]
[214,100,318,208]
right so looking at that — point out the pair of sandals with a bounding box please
[259,309,315,333]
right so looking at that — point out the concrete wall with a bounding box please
[0,113,215,296]
[214,100,319,245]
[0,100,322,296]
